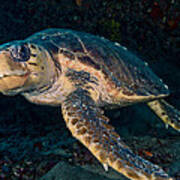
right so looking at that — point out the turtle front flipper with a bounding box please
[61,88,171,180]
[147,99,180,131]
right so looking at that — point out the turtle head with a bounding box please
[0,41,56,95]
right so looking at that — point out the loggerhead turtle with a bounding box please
[0,28,179,180]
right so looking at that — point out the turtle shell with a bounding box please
[26,28,169,97]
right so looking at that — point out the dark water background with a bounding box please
[0,0,179,179]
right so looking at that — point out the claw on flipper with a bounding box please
[103,163,108,172]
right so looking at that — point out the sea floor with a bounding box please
[0,96,179,180]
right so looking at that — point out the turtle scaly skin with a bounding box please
[0,28,179,180]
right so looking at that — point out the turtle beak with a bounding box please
[0,49,29,95]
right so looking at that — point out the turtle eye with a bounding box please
[10,44,31,62]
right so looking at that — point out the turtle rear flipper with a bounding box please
[61,88,171,180]
[147,99,180,131]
